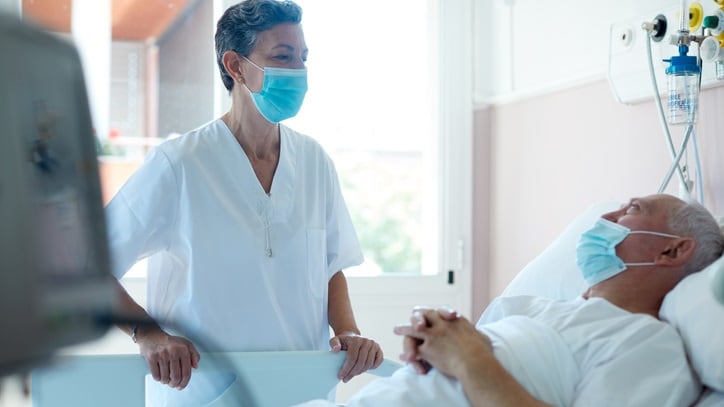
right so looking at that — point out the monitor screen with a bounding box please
[0,13,114,376]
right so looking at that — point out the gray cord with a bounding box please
[658,124,694,194]
[691,128,705,203]
[645,34,690,192]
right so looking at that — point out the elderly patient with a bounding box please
[297,193,724,407]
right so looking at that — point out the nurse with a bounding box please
[106,0,383,404]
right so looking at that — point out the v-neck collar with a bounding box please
[217,119,296,221]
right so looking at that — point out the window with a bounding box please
[23,0,473,349]
[286,0,439,276]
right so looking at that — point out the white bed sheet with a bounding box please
[695,388,724,407]
[297,295,698,407]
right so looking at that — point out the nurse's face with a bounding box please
[242,23,308,93]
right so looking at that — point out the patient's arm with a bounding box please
[113,279,200,390]
[327,271,384,383]
[394,309,552,407]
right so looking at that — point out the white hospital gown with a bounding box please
[105,119,363,406]
[306,296,699,407]
[478,295,699,407]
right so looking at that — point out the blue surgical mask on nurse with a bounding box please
[243,56,308,123]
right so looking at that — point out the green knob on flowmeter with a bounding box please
[703,15,720,29]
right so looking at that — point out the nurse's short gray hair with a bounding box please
[215,0,302,91]
[668,200,724,274]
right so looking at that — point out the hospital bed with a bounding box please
[500,201,724,406]
[31,350,401,406]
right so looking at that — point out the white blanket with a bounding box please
[480,315,580,406]
[297,296,699,407]
[296,314,581,407]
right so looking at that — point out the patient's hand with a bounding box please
[329,333,383,383]
[394,306,459,374]
[136,327,200,390]
[395,307,492,380]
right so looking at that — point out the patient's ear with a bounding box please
[656,237,696,266]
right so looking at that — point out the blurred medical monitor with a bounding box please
[0,13,113,376]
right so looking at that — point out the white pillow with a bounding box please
[502,202,724,392]
[501,201,620,300]
[660,253,724,392]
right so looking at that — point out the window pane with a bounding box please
[287,0,439,276]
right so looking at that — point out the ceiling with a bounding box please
[22,0,194,41]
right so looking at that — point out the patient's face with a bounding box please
[601,194,684,263]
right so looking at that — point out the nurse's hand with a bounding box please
[136,327,201,390]
[330,333,383,383]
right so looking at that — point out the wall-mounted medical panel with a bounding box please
[474,0,668,104]
[609,1,724,105]
[473,0,707,104]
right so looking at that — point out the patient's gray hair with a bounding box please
[668,200,724,274]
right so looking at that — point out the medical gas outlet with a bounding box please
[609,0,724,105]
[703,10,724,79]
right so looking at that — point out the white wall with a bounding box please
[474,0,686,104]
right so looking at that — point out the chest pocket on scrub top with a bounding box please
[306,228,327,298]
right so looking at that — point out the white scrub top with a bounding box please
[106,119,363,352]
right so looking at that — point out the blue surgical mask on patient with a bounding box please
[243,57,307,123]
[575,218,681,286]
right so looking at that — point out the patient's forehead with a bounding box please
[637,194,684,214]
[619,194,684,229]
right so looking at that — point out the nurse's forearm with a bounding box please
[112,279,200,389]
[112,278,161,339]
[327,271,361,336]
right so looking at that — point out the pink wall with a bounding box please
[472,79,724,317]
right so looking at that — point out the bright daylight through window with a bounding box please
[287,0,439,276]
